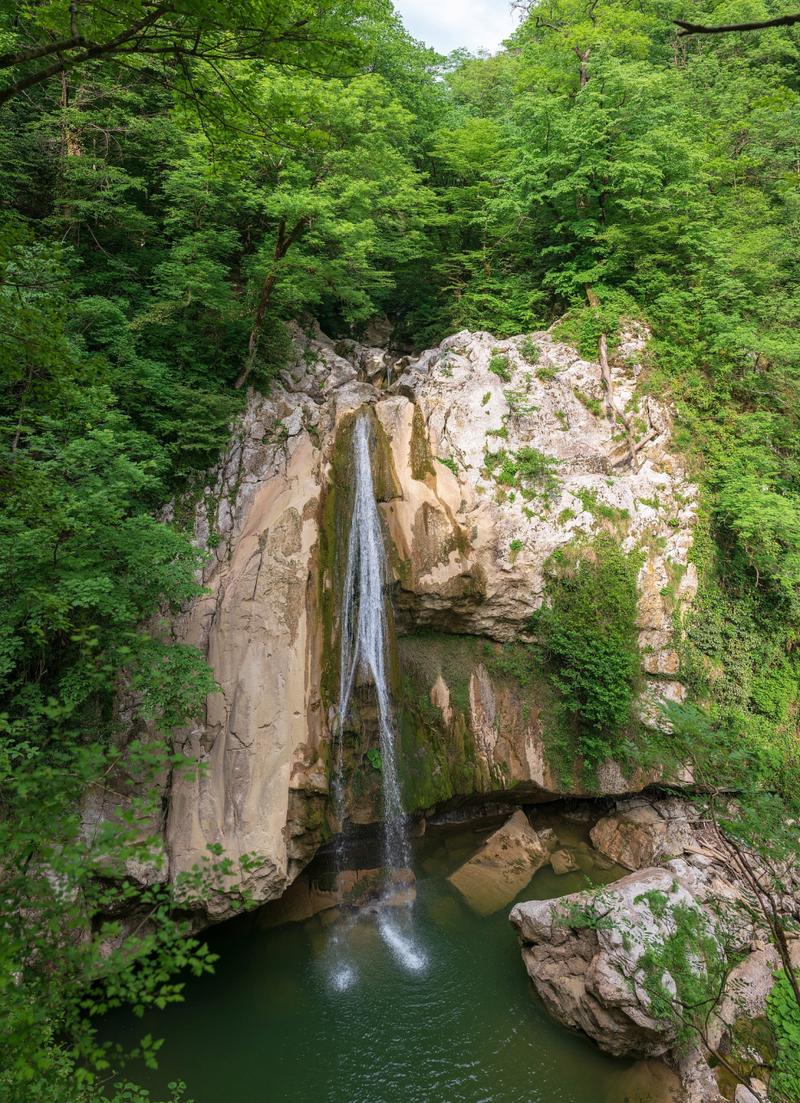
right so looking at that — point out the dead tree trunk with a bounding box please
[575,47,592,88]
[58,73,82,238]
[585,286,639,472]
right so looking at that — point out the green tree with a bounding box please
[0,0,388,106]
[229,69,435,385]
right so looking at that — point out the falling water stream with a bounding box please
[331,412,425,979]
[335,414,409,872]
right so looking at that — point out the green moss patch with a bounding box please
[410,404,436,481]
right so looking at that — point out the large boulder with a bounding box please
[509,867,721,1059]
[590,798,697,870]
[508,816,799,1103]
[448,810,554,914]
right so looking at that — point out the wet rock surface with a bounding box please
[256,866,415,928]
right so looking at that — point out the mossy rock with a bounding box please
[410,404,436,481]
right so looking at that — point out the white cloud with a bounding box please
[394,0,520,54]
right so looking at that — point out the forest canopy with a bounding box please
[2,0,800,1099]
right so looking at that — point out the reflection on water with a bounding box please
[376,910,428,973]
[101,814,669,1103]
[323,903,429,993]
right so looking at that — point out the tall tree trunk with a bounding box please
[235,216,310,391]
[58,73,82,239]
[585,287,639,472]
[575,47,592,88]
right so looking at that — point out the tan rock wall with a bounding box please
[159,320,699,918]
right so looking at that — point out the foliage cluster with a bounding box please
[488,352,512,381]
[554,894,615,932]
[645,701,800,1083]
[637,898,724,1050]
[532,534,642,765]
[767,971,800,1103]
[484,445,560,503]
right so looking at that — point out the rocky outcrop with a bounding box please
[589,797,698,870]
[447,810,555,914]
[510,796,797,1103]
[153,320,698,918]
[511,866,718,1058]
[389,325,697,671]
[379,325,697,810]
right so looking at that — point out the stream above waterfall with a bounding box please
[102,811,674,1103]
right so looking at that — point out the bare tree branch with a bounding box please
[0,5,171,107]
[675,13,800,35]
[0,36,88,71]
[0,7,325,109]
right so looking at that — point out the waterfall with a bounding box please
[335,413,410,876]
[327,411,426,984]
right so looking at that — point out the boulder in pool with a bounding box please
[550,848,579,875]
[447,810,552,915]
[509,866,721,1059]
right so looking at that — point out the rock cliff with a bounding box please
[159,320,698,918]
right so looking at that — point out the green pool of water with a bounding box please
[104,817,665,1103]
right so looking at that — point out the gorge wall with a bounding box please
[156,320,698,920]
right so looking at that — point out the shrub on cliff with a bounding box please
[533,534,642,765]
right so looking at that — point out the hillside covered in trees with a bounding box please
[2,2,800,1101]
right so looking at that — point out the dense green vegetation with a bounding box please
[0,3,440,1099]
[533,534,642,768]
[767,971,800,1103]
[3,0,800,1098]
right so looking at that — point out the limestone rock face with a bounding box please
[447,810,553,914]
[510,866,720,1059]
[158,320,698,918]
[165,328,343,919]
[589,798,698,870]
[390,326,697,678]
